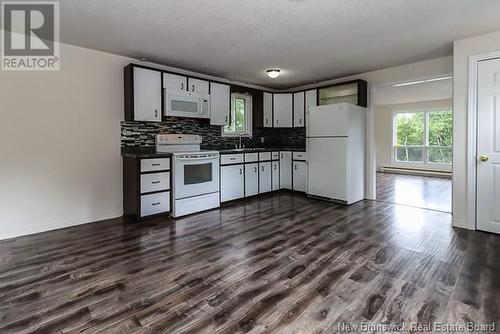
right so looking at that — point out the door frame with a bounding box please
[467,50,500,230]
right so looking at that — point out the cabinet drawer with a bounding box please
[245,153,259,163]
[140,158,170,172]
[141,172,170,194]
[293,152,307,161]
[272,152,280,160]
[140,191,170,217]
[221,154,244,165]
[258,152,271,161]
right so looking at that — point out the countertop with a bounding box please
[210,147,306,154]
[121,146,306,158]
[121,147,173,159]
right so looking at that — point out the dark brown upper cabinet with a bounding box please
[317,79,367,108]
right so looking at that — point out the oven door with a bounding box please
[174,154,220,199]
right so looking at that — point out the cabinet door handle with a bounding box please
[152,202,160,206]
[261,166,264,172]
[294,164,297,170]
[155,110,158,118]
[181,83,184,90]
[192,85,195,91]
[265,118,268,125]
[239,168,242,175]
[254,166,257,173]
[299,118,302,124]
[225,116,228,124]
[152,163,160,166]
[276,119,279,125]
[152,181,160,184]
[280,153,283,159]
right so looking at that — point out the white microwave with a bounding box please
[165,90,210,119]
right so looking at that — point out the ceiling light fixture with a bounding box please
[266,69,281,79]
[392,76,452,87]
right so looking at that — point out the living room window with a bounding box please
[393,110,452,165]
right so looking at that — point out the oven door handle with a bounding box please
[175,156,218,161]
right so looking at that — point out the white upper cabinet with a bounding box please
[210,82,230,126]
[293,91,305,127]
[164,73,187,92]
[305,89,317,113]
[274,93,293,127]
[133,67,162,122]
[188,78,210,94]
[263,92,273,128]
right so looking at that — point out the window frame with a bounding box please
[391,109,452,166]
[222,93,253,138]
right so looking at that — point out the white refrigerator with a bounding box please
[306,103,366,204]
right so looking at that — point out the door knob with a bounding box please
[479,155,489,162]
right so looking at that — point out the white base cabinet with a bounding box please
[293,161,307,192]
[280,151,292,190]
[220,151,304,202]
[259,162,272,193]
[221,164,244,202]
[272,161,280,190]
[245,163,259,197]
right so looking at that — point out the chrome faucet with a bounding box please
[238,133,249,149]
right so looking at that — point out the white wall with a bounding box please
[453,30,500,230]
[375,99,453,171]
[0,43,133,239]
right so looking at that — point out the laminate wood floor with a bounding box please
[376,172,452,213]
[0,192,498,333]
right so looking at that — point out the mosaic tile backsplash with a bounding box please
[121,117,306,149]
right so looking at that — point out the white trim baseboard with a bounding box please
[452,218,473,230]
[0,210,123,241]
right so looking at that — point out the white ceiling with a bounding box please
[375,79,452,106]
[60,0,500,89]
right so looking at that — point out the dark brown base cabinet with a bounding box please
[123,156,171,220]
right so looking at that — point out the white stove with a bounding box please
[156,134,220,217]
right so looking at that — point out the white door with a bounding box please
[245,163,259,197]
[134,67,162,122]
[280,152,292,189]
[307,137,347,201]
[307,104,348,137]
[188,78,210,94]
[272,161,280,190]
[477,57,500,234]
[263,92,273,128]
[210,82,230,126]
[221,165,244,202]
[259,162,272,193]
[293,92,305,127]
[164,73,187,92]
[293,161,307,192]
[274,94,293,127]
[305,89,317,112]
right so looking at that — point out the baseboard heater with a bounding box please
[379,166,452,178]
